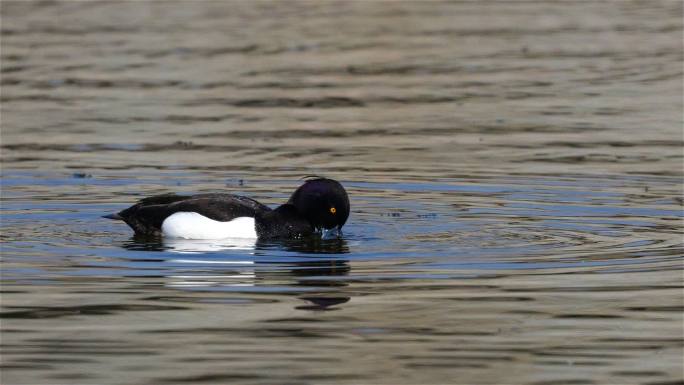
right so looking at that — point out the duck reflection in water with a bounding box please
[123,234,350,253]
[165,237,257,253]
[122,236,351,311]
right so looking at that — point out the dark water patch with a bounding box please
[543,140,684,149]
[197,128,389,139]
[245,63,539,77]
[0,363,54,370]
[143,295,280,305]
[2,142,244,153]
[517,154,662,164]
[403,362,489,369]
[142,44,259,59]
[624,306,684,312]
[637,71,684,83]
[49,373,97,380]
[16,77,186,89]
[181,96,365,108]
[531,351,628,359]
[415,24,683,37]
[446,295,534,302]
[238,80,337,90]
[0,94,83,104]
[156,372,266,383]
[554,314,624,319]
[0,54,26,61]
[530,380,595,385]
[101,114,240,124]
[261,316,338,323]
[11,357,96,364]
[533,360,609,367]
[611,370,669,377]
[0,25,139,36]
[1,65,31,74]
[0,304,186,319]
[643,381,684,385]
[296,296,350,311]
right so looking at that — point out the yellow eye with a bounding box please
[330,207,337,214]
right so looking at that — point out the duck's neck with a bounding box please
[255,204,313,239]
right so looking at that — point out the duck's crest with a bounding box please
[300,175,326,181]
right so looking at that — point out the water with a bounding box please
[1,1,683,384]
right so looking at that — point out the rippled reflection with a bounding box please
[118,236,353,308]
[164,237,257,253]
[122,235,350,254]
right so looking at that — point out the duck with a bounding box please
[103,177,350,240]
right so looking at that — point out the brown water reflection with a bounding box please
[1,1,683,384]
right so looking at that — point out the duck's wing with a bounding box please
[108,193,271,236]
[167,194,271,221]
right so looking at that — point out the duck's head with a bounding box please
[288,177,350,234]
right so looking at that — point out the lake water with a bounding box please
[1,1,683,384]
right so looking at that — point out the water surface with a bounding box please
[1,1,683,384]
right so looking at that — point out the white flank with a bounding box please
[161,212,257,239]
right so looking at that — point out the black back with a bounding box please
[116,193,270,236]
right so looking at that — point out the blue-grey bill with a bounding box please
[321,226,342,239]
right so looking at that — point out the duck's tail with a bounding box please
[102,213,123,220]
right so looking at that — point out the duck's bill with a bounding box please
[321,226,342,239]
